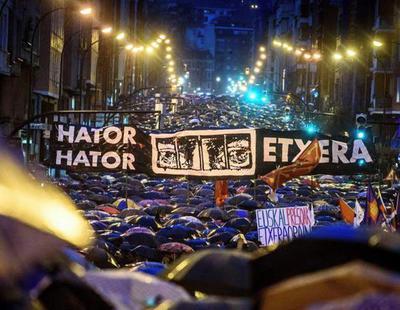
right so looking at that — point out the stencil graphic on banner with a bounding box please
[256,206,314,246]
[49,124,151,172]
[151,129,257,177]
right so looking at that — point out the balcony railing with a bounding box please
[373,16,395,32]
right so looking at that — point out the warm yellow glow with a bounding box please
[168,67,174,73]
[166,46,172,52]
[372,40,383,48]
[151,42,159,48]
[240,85,248,92]
[273,40,282,47]
[146,46,154,53]
[333,52,343,60]
[101,26,113,34]
[260,53,267,60]
[125,44,133,50]
[303,53,312,60]
[259,46,266,52]
[346,49,357,57]
[157,38,162,43]
[170,74,176,79]
[313,52,322,60]
[287,46,293,52]
[166,54,172,59]
[256,60,263,67]
[249,80,255,84]
[282,43,289,49]
[250,75,256,80]
[254,67,261,73]
[116,32,125,40]
[79,7,93,16]
[169,60,175,66]
[165,39,171,44]
[159,34,167,40]
[295,49,302,56]
[0,152,93,248]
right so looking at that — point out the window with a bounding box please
[0,8,8,50]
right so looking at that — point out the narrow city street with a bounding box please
[1,1,400,309]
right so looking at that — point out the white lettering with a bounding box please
[318,140,330,163]
[56,150,72,165]
[103,127,122,144]
[122,153,135,170]
[264,137,277,162]
[102,151,121,169]
[332,140,349,163]
[278,138,293,162]
[58,125,74,143]
[89,151,102,167]
[73,151,90,166]
[350,140,373,163]
[123,127,137,144]
[90,128,103,144]
[75,127,92,143]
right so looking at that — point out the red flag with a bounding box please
[339,198,355,224]
[260,139,321,190]
[215,180,228,207]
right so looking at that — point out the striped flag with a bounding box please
[366,183,380,225]
[339,198,355,225]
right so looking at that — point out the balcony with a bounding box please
[373,16,395,32]
[371,57,392,73]
[0,49,10,76]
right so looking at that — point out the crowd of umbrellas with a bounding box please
[1,96,400,309]
[130,94,307,131]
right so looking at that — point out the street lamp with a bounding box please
[260,53,267,60]
[303,53,312,60]
[273,40,282,47]
[372,40,383,48]
[116,32,125,40]
[79,7,93,15]
[101,26,112,34]
[346,49,357,58]
[312,52,322,61]
[332,52,343,61]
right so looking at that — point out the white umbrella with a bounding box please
[84,270,191,310]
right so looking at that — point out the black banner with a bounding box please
[48,124,376,177]
[49,123,151,173]
[256,129,376,176]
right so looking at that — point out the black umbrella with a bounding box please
[252,225,400,292]
[162,249,252,296]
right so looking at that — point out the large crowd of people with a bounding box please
[1,95,400,309]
